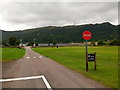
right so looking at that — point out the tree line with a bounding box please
[2,36,120,46]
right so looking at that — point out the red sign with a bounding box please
[82,31,92,40]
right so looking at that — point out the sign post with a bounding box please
[94,52,96,70]
[85,40,88,71]
[82,31,92,71]
[87,52,96,70]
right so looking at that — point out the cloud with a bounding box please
[0,2,118,31]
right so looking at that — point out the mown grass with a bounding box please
[1,48,25,62]
[33,46,118,88]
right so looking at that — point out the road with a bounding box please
[2,47,106,89]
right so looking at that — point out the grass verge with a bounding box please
[33,46,118,88]
[1,48,25,62]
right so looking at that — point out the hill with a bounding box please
[1,22,118,43]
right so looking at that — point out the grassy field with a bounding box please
[1,48,25,62]
[33,46,118,88]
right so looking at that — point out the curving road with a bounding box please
[2,47,106,89]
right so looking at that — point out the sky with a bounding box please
[0,0,119,31]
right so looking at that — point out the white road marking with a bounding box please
[41,75,52,90]
[0,75,52,90]
[26,57,30,58]
[39,56,43,58]
[33,57,36,58]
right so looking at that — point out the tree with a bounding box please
[91,41,95,46]
[27,42,34,46]
[48,43,50,47]
[9,37,17,46]
[98,40,104,45]
[15,40,20,46]
[53,40,57,47]
[35,43,38,46]
[2,41,7,46]
[110,39,120,46]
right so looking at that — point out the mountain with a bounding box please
[1,22,118,43]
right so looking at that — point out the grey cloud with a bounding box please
[0,2,118,30]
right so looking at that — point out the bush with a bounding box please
[110,39,120,46]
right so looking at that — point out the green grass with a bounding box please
[1,48,25,62]
[33,46,118,88]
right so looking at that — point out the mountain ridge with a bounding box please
[1,22,118,43]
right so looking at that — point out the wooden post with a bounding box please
[94,52,96,70]
[86,40,88,71]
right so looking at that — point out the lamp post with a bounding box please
[20,39,22,46]
[34,39,36,46]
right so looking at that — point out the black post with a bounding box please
[94,52,96,70]
[86,40,88,71]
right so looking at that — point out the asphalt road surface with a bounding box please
[2,47,106,89]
